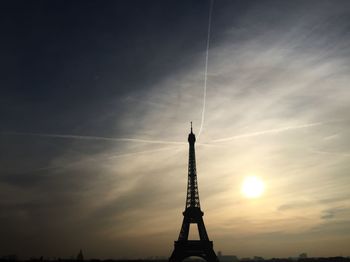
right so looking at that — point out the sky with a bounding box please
[1,0,350,259]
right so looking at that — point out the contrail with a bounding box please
[198,0,214,139]
[1,131,218,147]
[107,146,184,159]
[1,132,186,145]
[309,148,350,158]
[8,146,184,175]
[58,146,183,168]
[211,122,325,143]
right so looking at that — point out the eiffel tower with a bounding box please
[169,123,218,262]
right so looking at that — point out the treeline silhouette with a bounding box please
[0,257,350,262]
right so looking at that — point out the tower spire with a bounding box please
[186,125,199,208]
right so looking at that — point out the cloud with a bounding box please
[211,122,326,143]
[320,208,347,220]
[1,132,186,145]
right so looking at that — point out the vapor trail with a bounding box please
[2,132,186,145]
[211,122,324,143]
[198,0,214,139]
[309,148,350,158]
[107,146,184,159]
[10,146,183,175]
[62,146,182,167]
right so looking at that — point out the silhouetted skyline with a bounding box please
[1,0,350,259]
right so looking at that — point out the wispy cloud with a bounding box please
[1,132,186,145]
[211,122,325,143]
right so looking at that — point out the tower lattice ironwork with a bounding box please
[169,124,218,262]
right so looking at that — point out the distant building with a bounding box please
[77,249,84,261]
[217,251,239,262]
[1,254,17,261]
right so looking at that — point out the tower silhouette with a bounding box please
[169,123,218,262]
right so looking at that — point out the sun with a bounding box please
[241,176,265,198]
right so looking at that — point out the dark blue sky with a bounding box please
[2,0,225,135]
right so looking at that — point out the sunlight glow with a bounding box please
[241,176,265,198]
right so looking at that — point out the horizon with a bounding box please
[2,252,350,261]
[1,0,350,260]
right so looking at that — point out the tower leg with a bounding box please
[169,240,218,262]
